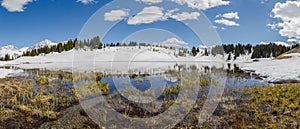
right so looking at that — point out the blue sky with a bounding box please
[0,0,298,48]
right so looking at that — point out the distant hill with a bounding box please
[276,46,300,60]
[260,41,291,47]
[0,45,27,59]
[0,39,57,60]
[30,39,57,51]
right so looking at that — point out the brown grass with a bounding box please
[276,46,300,60]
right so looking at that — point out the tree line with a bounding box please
[1,35,299,61]
[251,43,290,58]
[190,43,299,60]
[0,54,12,61]
[20,37,152,58]
[22,36,101,57]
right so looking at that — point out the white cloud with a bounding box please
[216,12,239,19]
[277,19,300,39]
[77,0,96,4]
[1,0,33,12]
[267,23,278,30]
[1,0,97,12]
[171,0,230,10]
[159,38,188,47]
[260,0,268,4]
[126,7,200,25]
[214,19,239,26]
[104,9,130,22]
[270,1,300,39]
[136,0,162,4]
[127,6,167,25]
[272,1,300,21]
[165,8,179,17]
[170,12,200,21]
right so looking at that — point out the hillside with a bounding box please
[0,39,57,60]
[241,47,300,83]
[276,46,300,60]
[0,45,27,59]
[2,46,225,73]
[0,39,299,83]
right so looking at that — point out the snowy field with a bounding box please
[0,68,24,78]
[0,46,299,83]
[241,53,300,83]
[0,46,226,73]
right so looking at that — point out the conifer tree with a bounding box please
[4,54,11,61]
[98,42,103,49]
[204,48,209,56]
[191,46,197,56]
[57,43,63,53]
[227,53,232,61]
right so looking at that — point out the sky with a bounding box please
[0,0,299,48]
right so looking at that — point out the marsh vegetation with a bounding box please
[0,68,299,128]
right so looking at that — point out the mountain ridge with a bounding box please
[0,39,57,58]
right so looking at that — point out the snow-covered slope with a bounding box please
[0,42,299,83]
[241,55,300,83]
[20,47,29,52]
[0,39,56,59]
[260,41,291,47]
[0,46,226,74]
[0,68,25,78]
[0,45,25,59]
[30,39,57,50]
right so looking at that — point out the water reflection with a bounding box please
[3,63,269,92]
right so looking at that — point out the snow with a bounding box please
[0,46,226,75]
[241,56,300,83]
[283,53,300,57]
[20,47,29,52]
[159,38,188,48]
[0,44,299,83]
[0,45,24,59]
[199,45,208,49]
[30,39,57,50]
[0,68,24,78]
[260,41,291,47]
[0,39,56,60]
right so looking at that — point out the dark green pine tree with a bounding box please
[57,43,63,53]
[204,48,209,56]
[50,45,57,53]
[245,44,252,54]
[74,38,79,49]
[191,46,197,56]
[4,54,11,61]
[98,42,103,49]
[44,46,50,54]
[64,40,74,51]
[90,36,101,49]
[31,50,37,56]
[227,53,232,61]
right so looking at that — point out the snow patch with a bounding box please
[0,68,24,78]
[260,41,291,47]
[0,45,24,59]
[30,39,57,50]
[241,56,300,83]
